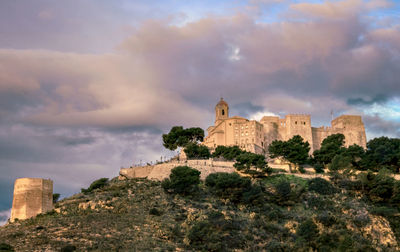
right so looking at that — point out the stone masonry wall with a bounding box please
[120,160,235,181]
[10,178,53,222]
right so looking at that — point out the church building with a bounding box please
[203,98,367,155]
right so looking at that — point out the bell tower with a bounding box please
[215,98,229,124]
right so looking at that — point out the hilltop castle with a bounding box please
[203,98,367,154]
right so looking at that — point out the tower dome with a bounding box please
[215,98,229,124]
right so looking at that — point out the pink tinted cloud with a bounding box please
[0,3,399,130]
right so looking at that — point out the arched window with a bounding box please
[222,109,225,115]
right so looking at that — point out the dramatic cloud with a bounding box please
[0,0,399,211]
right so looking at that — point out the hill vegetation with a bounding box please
[1,165,400,251]
[1,129,400,251]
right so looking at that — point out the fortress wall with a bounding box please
[260,116,281,153]
[120,160,236,181]
[312,127,333,151]
[284,115,314,152]
[331,115,367,148]
[120,166,153,178]
[10,178,53,221]
[334,128,367,148]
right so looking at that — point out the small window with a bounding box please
[295,121,297,125]
[222,109,225,116]
[229,123,231,126]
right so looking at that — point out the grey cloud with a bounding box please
[363,115,400,138]
[231,102,264,118]
[347,94,388,106]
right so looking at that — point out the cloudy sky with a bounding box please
[0,0,399,223]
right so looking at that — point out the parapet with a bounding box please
[10,178,53,222]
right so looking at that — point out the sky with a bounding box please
[0,0,400,224]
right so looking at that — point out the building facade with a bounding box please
[203,98,367,154]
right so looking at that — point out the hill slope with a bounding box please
[0,174,399,251]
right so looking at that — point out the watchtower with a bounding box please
[10,178,53,222]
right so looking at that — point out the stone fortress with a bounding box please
[10,178,53,222]
[7,99,367,223]
[203,98,367,154]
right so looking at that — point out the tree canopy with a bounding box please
[184,143,211,159]
[313,133,346,166]
[268,135,311,167]
[162,126,204,151]
[362,137,400,173]
[234,152,271,178]
[212,145,244,160]
[161,166,201,195]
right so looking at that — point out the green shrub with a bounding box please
[391,181,400,204]
[0,243,14,252]
[358,169,395,203]
[306,195,334,211]
[149,207,162,216]
[265,240,288,251]
[316,211,337,227]
[81,178,109,193]
[274,181,291,201]
[241,184,265,205]
[337,179,363,191]
[313,163,324,173]
[315,232,339,251]
[60,245,76,252]
[270,177,306,205]
[297,219,319,242]
[186,211,245,251]
[329,154,353,172]
[205,172,251,203]
[308,178,336,195]
[162,166,200,195]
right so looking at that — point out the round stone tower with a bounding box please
[215,98,229,124]
[10,178,53,222]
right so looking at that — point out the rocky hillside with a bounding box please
[0,173,399,251]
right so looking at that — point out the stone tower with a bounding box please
[10,178,53,222]
[215,98,229,124]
